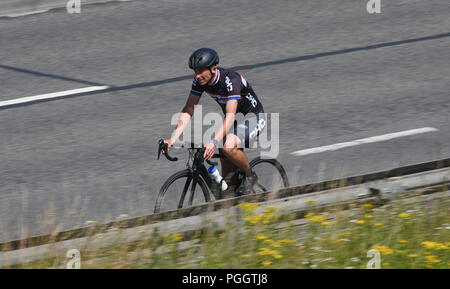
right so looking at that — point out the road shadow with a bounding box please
[1,32,449,110]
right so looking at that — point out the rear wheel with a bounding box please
[249,157,289,194]
[154,169,211,213]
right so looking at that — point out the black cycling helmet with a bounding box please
[189,48,219,70]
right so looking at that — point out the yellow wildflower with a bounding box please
[421,241,436,249]
[338,232,350,237]
[425,255,441,264]
[398,213,412,219]
[270,249,281,256]
[257,248,281,259]
[374,223,383,226]
[264,206,279,212]
[421,241,448,250]
[436,243,448,250]
[238,202,259,214]
[257,248,272,256]
[321,221,333,226]
[305,200,315,203]
[279,239,295,244]
[256,235,267,240]
[262,212,277,224]
[408,254,418,258]
[271,242,282,248]
[395,250,407,254]
[241,254,250,258]
[372,245,394,255]
[273,254,283,259]
[172,233,183,242]
[398,240,408,244]
[355,220,366,225]
[244,215,262,225]
[262,261,272,266]
[264,239,274,244]
[308,214,326,223]
[364,215,373,219]
[362,204,373,208]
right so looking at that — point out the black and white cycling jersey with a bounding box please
[190,67,264,116]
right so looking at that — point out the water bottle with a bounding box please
[208,166,228,191]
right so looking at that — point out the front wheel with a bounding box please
[154,169,211,213]
[249,157,289,194]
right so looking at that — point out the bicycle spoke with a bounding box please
[255,181,268,192]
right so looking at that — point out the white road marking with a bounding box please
[0,1,133,18]
[0,10,49,18]
[291,127,439,156]
[0,86,109,107]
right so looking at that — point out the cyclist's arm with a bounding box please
[213,99,238,143]
[166,93,200,147]
[212,73,242,143]
[204,99,237,160]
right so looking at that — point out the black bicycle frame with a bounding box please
[181,147,218,206]
[157,139,242,203]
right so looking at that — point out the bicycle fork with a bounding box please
[178,168,206,208]
[188,171,199,206]
[178,175,192,209]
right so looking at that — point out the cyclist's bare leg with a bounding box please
[220,157,236,184]
[219,157,237,197]
[221,133,251,173]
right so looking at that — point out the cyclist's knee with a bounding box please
[222,146,234,155]
[223,134,241,153]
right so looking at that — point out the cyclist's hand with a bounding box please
[162,138,173,155]
[203,142,215,160]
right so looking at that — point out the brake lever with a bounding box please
[157,139,163,160]
[157,139,178,162]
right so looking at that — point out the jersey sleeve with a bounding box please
[223,73,242,101]
[190,77,204,97]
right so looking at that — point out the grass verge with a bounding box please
[5,193,449,269]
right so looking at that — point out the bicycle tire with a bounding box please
[249,157,289,193]
[154,169,211,213]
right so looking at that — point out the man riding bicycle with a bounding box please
[163,48,266,195]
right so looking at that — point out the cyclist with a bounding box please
[163,48,266,195]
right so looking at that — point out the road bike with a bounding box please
[154,139,289,213]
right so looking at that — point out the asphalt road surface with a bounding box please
[1,0,449,242]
